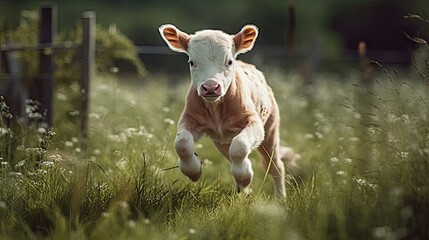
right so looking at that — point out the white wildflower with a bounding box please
[145,133,153,139]
[93,149,101,155]
[110,66,119,73]
[315,132,323,139]
[65,141,73,147]
[68,110,80,117]
[373,226,390,238]
[400,152,409,160]
[354,178,366,185]
[118,201,129,209]
[163,118,175,125]
[127,220,136,228]
[48,154,63,163]
[387,134,399,144]
[124,127,137,137]
[56,92,67,101]
[353,177,378,190]
[15,160,26,168]
[373,226,400,239]
[16,145,25,151]
[108,134,122,142]
[330,157,339,163]
[0,201,6,209]
[40,161,55,167]
[188,228,197,234]
[37,127,47,135]
[47,130,56,137]
[0,127,9,136]
[304,133,314,139]
[35,169,47,175]
[89,112,100,120]
[336,171,347,176]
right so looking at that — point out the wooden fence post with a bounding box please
[37,5,57,126]
[80,11,95,141]
[358,41,373,83]
[286,3,296,51]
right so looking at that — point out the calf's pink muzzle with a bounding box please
[199,79,222,101]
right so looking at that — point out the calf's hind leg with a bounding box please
[214,142,253,193]
[258,130,286,198]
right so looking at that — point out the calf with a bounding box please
[159,24,300,197]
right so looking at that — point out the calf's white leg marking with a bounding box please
[174,130,202,181]
[229,121,264,193]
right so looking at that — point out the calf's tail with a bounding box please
[280,146,301,176]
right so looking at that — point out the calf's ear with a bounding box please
[233,25,258,56]
[159,24,190,53]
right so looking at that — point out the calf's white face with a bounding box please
[159,24,258,102]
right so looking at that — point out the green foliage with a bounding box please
[1,9,146,86]
[94,24,145,77]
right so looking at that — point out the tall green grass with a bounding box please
[0,67,428,239]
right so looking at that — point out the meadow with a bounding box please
[0,64,428,239]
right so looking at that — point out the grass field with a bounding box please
[0,66,428,239]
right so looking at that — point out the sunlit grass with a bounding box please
[0,67,428,239]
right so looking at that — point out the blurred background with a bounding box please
[1,0,428,75]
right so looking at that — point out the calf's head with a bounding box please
[159,24,258,102]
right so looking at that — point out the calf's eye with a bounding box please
[227,60,233,66]
[188,60,195,67]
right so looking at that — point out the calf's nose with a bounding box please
[200,80,221,96]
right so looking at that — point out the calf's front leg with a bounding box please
[229,120,264,193]
[175,128,202,181]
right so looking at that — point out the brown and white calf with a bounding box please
[159,24,300,197]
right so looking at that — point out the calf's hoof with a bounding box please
[236,177,252,188]
[235,176,252,194]
[188,168,202,182]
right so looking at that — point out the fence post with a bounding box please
[37,5,57,126]
[286,3,296,51]
[80,11,95,141]
[358,41,373,83]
